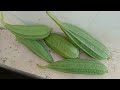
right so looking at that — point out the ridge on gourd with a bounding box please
[46,11,109,60]
[37,58,108,75]
[44,33,80,58]
[0,11,51,40]
[17,37,54,63]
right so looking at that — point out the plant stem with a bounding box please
[37,64,47,69]
[0,11,5,25]
[46,11,63,28]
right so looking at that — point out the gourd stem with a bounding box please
[37,64,47,69]
[0,11,5,25]
[46,11,64,29]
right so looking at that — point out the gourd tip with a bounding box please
[107,55,112,61]
[106,70,109,73]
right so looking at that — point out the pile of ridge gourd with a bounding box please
[0,11,109,75]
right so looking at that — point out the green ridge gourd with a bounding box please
[45,33,79,58]
[38,59,108,75]
[46,11,109,60]
[17,37,54,63]
[0,11,51,40]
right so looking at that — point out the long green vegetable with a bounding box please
[17,37,54,63]
[38,59,108,75]
[0,11,51,40]
[46,11,109,60]
[45,33,79,58]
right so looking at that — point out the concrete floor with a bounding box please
[1,11,120,79]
